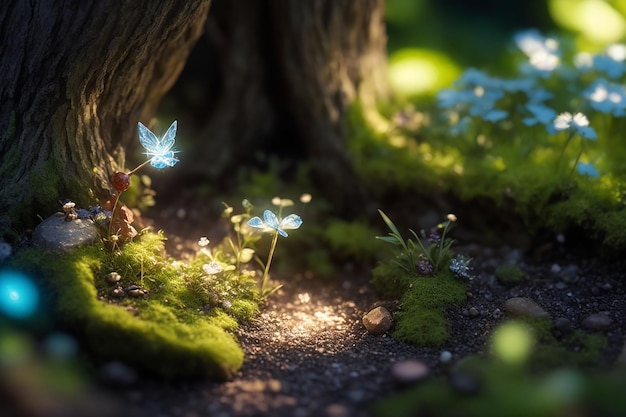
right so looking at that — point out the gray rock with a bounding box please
[581,313,612,331]
[391,359,429,385]
[32,212,99,251]
[554,317,574,334]
[0,241,12,261]
[503,297,550,319]
[362,306,393,335]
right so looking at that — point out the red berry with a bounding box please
[112,171,131,192]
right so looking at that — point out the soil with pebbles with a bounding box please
[106,217,625,417]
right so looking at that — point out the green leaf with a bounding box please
[376,236,401,245]
[378,209,402,238]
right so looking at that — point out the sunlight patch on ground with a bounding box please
[271,292,348,341]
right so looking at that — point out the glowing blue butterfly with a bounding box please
[247,210,302,238]
[138,120,179,169]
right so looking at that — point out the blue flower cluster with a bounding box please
[436,29,626,179]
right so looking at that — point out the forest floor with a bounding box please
[107,208,626,417]
[4,205,625,417]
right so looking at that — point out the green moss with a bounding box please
[518,318,607,369]
[392,269,466,346]
[374,320,615,417]
[6,231,259,380]
[345,97,626,254]
[371,255,417,300]
[494,264,526,285]
[373,256,466,346]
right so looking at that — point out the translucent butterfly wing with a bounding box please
[138,122,160,152]
[247,216,265,229]
[263,210,280,229]
[160,120,177,152]
[138,121,179,168]
[280,214,302,230]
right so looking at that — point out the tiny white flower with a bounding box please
[203,261,223,275]
[198,237,210,247]
[553,112,597,140]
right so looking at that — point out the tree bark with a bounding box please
[168,0,388,214]
[0,0,210,232]
[273,0,388,213]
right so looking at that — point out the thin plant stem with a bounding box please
[557,131,576,171]
[260,230,279,295]
[569,137,584,178]
[127,159,151,176]
[107,190,124,239]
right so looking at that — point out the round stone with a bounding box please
[110,287,125,298]
[581,313,612,331]
[106,272,122,284]
[503,297,550,319]
[32,213,99,252]
[391,360,429,385]
[362,306,393,335]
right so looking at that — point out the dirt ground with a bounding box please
[3,205,624,417]
[109,220,625,417]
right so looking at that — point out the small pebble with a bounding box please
[106,272,122,284]
[440,351,453,363]
[391,359,430,385]
[468,307,480,317]
[0,241,12,261]
[110,287,125,298]
[362,306,393,335]
[581,313,612,331]
[554,317,573,334]
[503,297,550,319]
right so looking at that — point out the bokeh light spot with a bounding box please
[0,270,40,319]
[388,48,460,97]
[491,321,534,364]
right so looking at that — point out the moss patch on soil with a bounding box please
[372,259,466,346]
[7,231,259,380]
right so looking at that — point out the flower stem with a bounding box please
[260,230,279,296]
[107,190,124,242]
[127,159,151,176]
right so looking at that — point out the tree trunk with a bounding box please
[273,0,388,213]
[167,0,388,214]
[0,0,211,233]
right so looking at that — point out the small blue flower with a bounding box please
[514,29,560,76]
[553,112,597,140]
[523,103,556,127]
[138,120,179,169]
[576,162,600,178]
[586,79,626,117]
[247,210,302,238]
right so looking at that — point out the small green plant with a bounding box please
[106,120,179,248]
[376,209,464,276]
[246,197,303,299]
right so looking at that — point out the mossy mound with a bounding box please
[372,259,466,346]
[373,319,615,417]
[7,232,258,380]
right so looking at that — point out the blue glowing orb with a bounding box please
[0,270,40,319]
